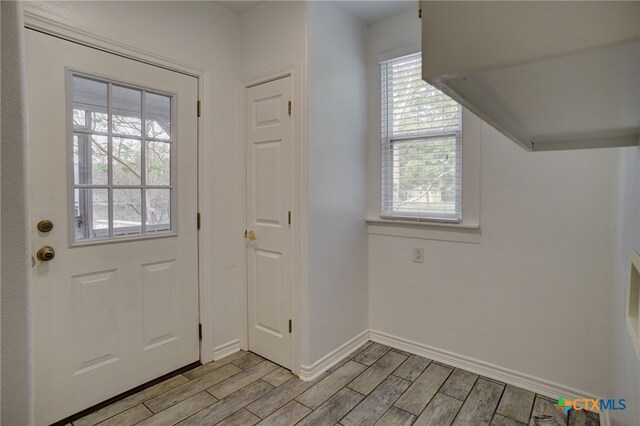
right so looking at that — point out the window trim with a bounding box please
[66,70,178,247]
[379,53,464,223]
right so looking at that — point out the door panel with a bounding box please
[26,30,199,425]
[246,77,293,369]
[141,260,177,349]
[255,141,283,224]
[71,270,120,374]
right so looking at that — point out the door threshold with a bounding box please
[50,361,201,426]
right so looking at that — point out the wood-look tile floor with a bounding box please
[72,342,600,426]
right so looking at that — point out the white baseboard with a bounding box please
[369,330,611,426]
[299,330,369,381]
[212,339,241,361]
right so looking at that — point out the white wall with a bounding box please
[2,2,34,423]
[241,1,307,80]
[610,148,640,425]
[23,0,243,360]
[241,1,369,368]
[368,11,616,398]
[240,0,308,370]
[306,1,368,366]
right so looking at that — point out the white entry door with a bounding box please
[246,77,293,369]
[26,31,200,425]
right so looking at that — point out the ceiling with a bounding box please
[215,1,263,15]
[214,1,417,25]
[335,1,416,25]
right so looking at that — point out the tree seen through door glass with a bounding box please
[147,142,171,185]
[146,189,171,232]
[74,188,109,240]
[71,74,174,242]
[112,85,142,136]
[113,189,142,235]
[73,133,108,185]
[112,137,142,185]
[146,92,171,140]
[72,77,108,132]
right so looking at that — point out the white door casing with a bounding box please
[246,77,293,369]
[27,30,199,425]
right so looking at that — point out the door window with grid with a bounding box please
[381,53,462,222]
[71,74,174,242]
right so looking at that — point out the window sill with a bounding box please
[366,218,480,244]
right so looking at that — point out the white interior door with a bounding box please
[246,77,293,369]
[26,30,200,425]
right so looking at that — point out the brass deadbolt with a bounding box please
[37,220,54,233]
[244,230,257,240]
[36,246,55,262]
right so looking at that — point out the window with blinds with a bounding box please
[381,52,462,222]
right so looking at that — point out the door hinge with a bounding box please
[288,211,292,225]
[197,100,202,117]
[288,100,292,116]
[199,323,203,340]
[197,213,201,230]
[288,319,292,333]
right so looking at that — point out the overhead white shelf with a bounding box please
[422,2,640,151]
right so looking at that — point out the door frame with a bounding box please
[241,64,305,376]
[22,9,216,364]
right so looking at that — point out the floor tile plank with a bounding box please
[327,358,351,374]
[296,388,364,426]
[69,341,601,426]
[138,392,216,426]
[413,393,463,426]
[452,378,504,426]
[568,409,600,426]
[247,374,328,419]
[263,367,295,388]
[393,355,432,382]
[215,409,261,426]
[394,363,453,415]
[491,414,526,426]
[233,352,265,370]
[179,380,274,426]
[144,364,239,413]
[390,348,412,357]
[208,361,278,399]
[348,342,374,359]
[374,407,416,425]
[257,401,311,426]
[74,375,189,426]
[183,351,247,381]
[348,351,407,395]
[352,343,391,366]
[296,361,367,409]
[342,375,411,426]
[528,396,568,426]
[94,404,152,426]
[496,385,535,424]
[440,369,479,401]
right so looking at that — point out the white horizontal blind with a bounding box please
[381,52,462,222]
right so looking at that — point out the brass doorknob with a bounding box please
[37,220,54,233]
[36,246,55,262]
[244,230,257,240]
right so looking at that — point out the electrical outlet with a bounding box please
[414,247,424,263]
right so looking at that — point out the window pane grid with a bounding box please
[381,53,462,222]
[71,74,173,242]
